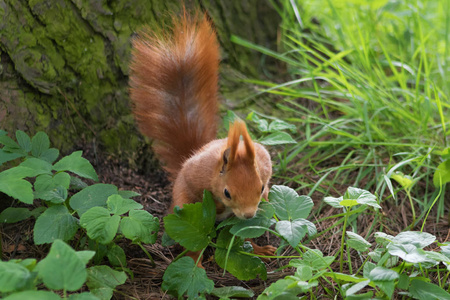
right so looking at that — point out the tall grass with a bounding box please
[233,0,449,221]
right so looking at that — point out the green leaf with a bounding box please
[368,266,398,296]
[34,173,70,202]
[54,151,98,181]
[224,110,240,130]
[323,196,344,208]
[374,232,394,246]
[0,149,24,165]
[290,265,313,281]
[37,240,87,291]
[344,187,381,208]
[162,257,214,299]
[257,278,302,300]
[86,265,127,300]
[107,244,127,267]
[397,273,410,290]
[70,176,89,190]
[118,190,141,199]
[217,215,240,229]
[120,210,159,244]
[276,219,317,247]
[434,159,450,187]
[68,292,101,300]
[76,250,96,266]
[424,250,450,264]
[391,171,418,190]
[346,231,371,252]
[392,231,436,248]
[290,249,335,271]
[229,201,275,238]
[343,280,370,297]
[215,228,267,280]
[34,205,79,244]
[161,231,176,247]
[70,184,118,216]
[31,132,50,157]
[367,266,399,282]
[268,119,297,133]
[3,291,61,300]
[0,167,35,204]
[107,194,143,215]
[0,261,33,292]
[258,131,297,145]
[164,191,216,251]
[247,112,269,132]
[324,272,367,283]
[16,130,32,152]
[19,158,52,176]
[0,133,20,150]
[387,244,434,264]
[373,280,395,298]
[409,279,450,299]
[435,147,450,160]
[39,148,60,164]
[269,185,313,220]
[211,286,254,299]
[38,186,68,204]
[0,207,32,223]
[80,207,120,244]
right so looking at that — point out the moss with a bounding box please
[1,0,279,164]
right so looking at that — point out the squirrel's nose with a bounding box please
[244,212,256,219]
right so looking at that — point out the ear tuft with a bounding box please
[226,120,255,165]
[240,122,255,162]
[226,120,241,166]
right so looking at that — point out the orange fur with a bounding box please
[130,12,219,180]
[130,11,275,264]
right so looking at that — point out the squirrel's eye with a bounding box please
[224,188,231,199]
[261,185,265,194]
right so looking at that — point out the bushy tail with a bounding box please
[130,12,220,180]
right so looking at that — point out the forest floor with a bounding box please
[2,144,449,299]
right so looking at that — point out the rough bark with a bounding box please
[0,0,280,163]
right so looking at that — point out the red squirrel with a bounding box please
[129,12,275,262]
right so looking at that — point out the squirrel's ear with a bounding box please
[240,123,255,162]
[221,148,231,174]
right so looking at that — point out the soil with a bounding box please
[1,144,449,299]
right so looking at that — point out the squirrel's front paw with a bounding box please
[247,239,276,259]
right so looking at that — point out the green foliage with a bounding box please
[162,185,317,298]
[247,113,297,146]
[0,130,157,299]
[259,248,335,299]
[235,0,450,224]
[37,240,93,291]
[0,239,126,299]
[34,205,79,244]
[162,257,214,299]
[164,191,217,251]
[210,286,254,299]
[120,209,159,244]
[215,228,267,281]
[86,266,127,300]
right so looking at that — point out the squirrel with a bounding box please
[129,11,275,264]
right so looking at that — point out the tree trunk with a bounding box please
[0,0,280,163]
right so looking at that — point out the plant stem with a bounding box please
[173,248,189,262]
[346,243,352,274]
[137,242,155,267]
[406,189,416,228]
[340,208,349,272]
[421,179,442,232]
